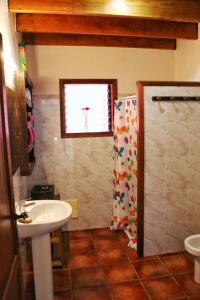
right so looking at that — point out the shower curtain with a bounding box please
[111,96,138,249]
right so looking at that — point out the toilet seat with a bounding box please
[185,234,200,284]
[185,234,200,257]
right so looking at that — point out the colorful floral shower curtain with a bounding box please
[111,96,138,249]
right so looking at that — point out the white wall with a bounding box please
[0,1,29,205]
[26,46,175,95]
[175,24,200,81]
[0,0,21,88]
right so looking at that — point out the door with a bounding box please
[0,34,24,300]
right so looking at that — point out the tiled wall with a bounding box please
[144,86,200,256]
[28,96,113,230]
[13,168,29,205]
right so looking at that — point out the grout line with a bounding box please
[120,244,133,262]
[157,256,190,299]
[94,229,141,300]
[69,229,115,300]
[130,262,152,300]
[91,230,118,300]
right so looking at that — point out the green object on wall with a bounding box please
[19,41,26,71]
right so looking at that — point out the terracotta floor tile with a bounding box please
[68,230,91,240]
[123,245,159,262]
[71,266,105,289]
[91,227,115,239]
[143,276,186,300]
[69,238,94,254]
[54,291,72,300]
[98,248,128,265]
[122,245,140,261]
[94,237,122,250]
[69,252,99,269]
[160,254,194,274]
[73,286,111,300]
[133,258,169,279]
[103,262,138,284]
[175,273,200,298]
[53,269,70,291]
[110,281,148,300]
[159,251,185,257]
[114,230,130,244]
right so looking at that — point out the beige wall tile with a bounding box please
[189,123,200,156]
[164,222,187,253]
[145,122,166,159]
[13,168,29,205]
[189,102,200,122]
[188,157,200,188]
[166,122,189,157]
[144,222,165,256]
[144,192,165,223]
[165,102,191,122]
[144,158,165,192]
[187,222,200,235]
[188,189,200,221]
[166,158,188,191]
[165,191,187,222]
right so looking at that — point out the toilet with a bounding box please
[185,234,200,283]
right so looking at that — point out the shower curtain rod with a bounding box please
[116,94,136,101]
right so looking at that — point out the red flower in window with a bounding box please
[81,107,90,132]
[81,107,90,111]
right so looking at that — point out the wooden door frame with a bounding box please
[0,34,24,300]
[0,36,17,242]
[136,80,200,257]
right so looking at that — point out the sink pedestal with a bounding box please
[32,233,54,300]
[195,258,200,283]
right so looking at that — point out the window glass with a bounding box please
[65,84,109,133]
[60,79,117,138]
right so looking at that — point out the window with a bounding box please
[59,79,117,138]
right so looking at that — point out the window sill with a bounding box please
[61,131,113,138]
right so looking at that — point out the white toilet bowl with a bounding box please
[185,234,200,283]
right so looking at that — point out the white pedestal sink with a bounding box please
[17,200,72,300]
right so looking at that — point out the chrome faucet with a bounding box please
[18,199,25,213]
[18,197,32,213]
[14,211,28,220]
[15,198,35,222]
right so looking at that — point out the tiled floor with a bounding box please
[24,228,200,300]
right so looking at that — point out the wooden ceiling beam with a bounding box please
[16,14,198,40]
[22,33,176,50]
[9,0,200,23]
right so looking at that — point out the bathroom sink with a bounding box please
[17,199,72,300]
[17,200,72,239]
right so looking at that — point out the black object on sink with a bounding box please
[31,185,54,200]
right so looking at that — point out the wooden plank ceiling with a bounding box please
[9,0,200,50]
